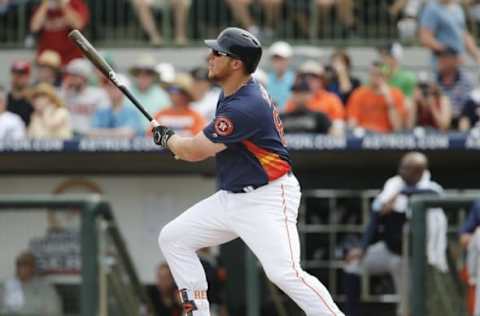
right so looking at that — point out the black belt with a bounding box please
[229,171,292,194]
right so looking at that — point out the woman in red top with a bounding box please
[30,0,90,66]
[408,81,452,131]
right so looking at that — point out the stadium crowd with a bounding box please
[1,0,480,141]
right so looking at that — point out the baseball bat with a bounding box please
[68,29,156,124]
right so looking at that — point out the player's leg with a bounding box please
[158,191,237,315]
[228,174,344,316]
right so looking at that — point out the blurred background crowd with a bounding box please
[2,0,480,141]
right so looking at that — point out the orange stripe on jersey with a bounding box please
[242,140,291,181]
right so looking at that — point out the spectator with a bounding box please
[435,46,475,125]
[150,73,206,136]
[347,62,408,133]
[325,49,361,104]
[390,0,426,41]
[131,0,190,46]
[148,262,182,316]
[34,50,62,88]
[317,0,355,36]
[378,42,417,98]
[281,77,333,134]
[60,58,110,137]
[0,85,26,141]
[285,60,345,135]
[0,251,62,315]
[419,0,480,65]
[266,41,295,111]
[459,88,480,131]
[7,60,33,127]
[225,0,283,38]
[28,83,72,139]
[190,67,221,122]
[129,54,171,130]
[30,0,90,66]
[344,152,445,316]
[89,74,143,139]
[287,0,355,36]
[409,76,452,131]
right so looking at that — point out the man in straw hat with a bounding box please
[34,50,62,88]
[28,83,71,139]
[129,54,170,131]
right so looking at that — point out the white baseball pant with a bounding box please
[158,173,344,316]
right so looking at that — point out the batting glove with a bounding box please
[152,125,175,148]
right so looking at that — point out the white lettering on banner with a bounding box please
[416,135,449,149]
[284,134,315,150]
[313,135,347,149]
[363,135,417,150]
[132,138,161,151]
[79,139,132,151]
[362,134,449,150]
[0,140,64,152]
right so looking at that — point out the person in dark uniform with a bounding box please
[151,27,345,316]
[7,61,33,127]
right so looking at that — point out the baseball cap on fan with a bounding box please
[269,41,293,59]
[64,58,92,79]
[298,60,324,77]
[11,60,31,75]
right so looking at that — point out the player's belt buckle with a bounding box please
[242,186,255,193]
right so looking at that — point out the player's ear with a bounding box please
[231,59,243,72]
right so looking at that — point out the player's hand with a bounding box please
[152,125,175,148]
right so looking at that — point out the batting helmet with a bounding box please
[205,27,262,74]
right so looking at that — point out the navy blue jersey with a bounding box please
[203,79,291,192]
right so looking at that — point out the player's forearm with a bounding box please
[30,3,49,32]
[167,135,211,162]
[62,5,86,29]
[419,28,444,52]
[387,106,403,131]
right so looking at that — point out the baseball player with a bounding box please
[151,27,344,316]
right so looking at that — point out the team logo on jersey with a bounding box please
[214,116,234,136]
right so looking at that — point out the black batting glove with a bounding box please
[152,125,175,148]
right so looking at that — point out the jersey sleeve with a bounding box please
[203,103,259,144]
[419,4,438,32]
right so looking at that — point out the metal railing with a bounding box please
[0,0,410,48]
[0,194,154,316]
[410,194,480,316]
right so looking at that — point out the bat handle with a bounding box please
[151,119,160,128]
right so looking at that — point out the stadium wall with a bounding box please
[0,175,216,283]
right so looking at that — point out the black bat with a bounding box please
[68,29,155,123]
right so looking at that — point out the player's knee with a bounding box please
[264,268,295,287]
[158,223,176,251]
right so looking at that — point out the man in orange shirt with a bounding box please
[284,60,345,136]
[347,62,407,133]
[151,74,206,137]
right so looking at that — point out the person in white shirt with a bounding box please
[60,58,110,137]
[0,85,26,141]
[344,152,446,316]
[0,251,62,315]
